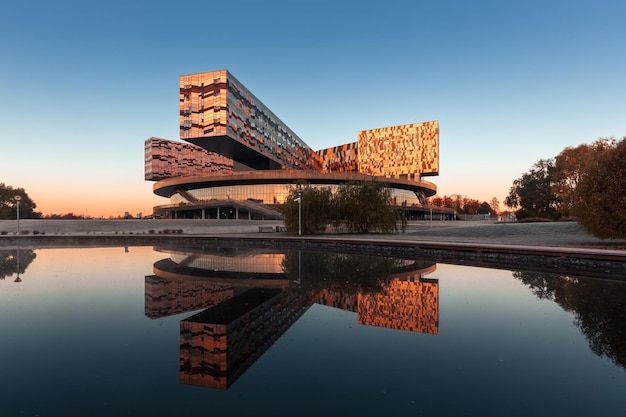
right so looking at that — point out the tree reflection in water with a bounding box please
[514,271,626,370]
[281,250,432,295]
[0,249,36,280]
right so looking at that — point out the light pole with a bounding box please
[294,195,302,236]
[14,195,21,234]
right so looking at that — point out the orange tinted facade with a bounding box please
[179,288,310,389]
[358,277,439,334]
[144,275,234,319]
[180,70,321,171]
[358,120,439,177]
[316,142,359,172]
[179,70,229,139]
[145,137,233,181]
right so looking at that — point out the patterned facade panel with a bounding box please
[179,288,311,389]
[179,70,229,139]
[357,276,439,334]
[315,142,359,172]
[357,120,439,177]
[145,137,233,181]
[179,70,322,171]
[314,289,359,312]
[144,275,234,319]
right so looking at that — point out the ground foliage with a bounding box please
[506,137,626,238]
[573,138,626,238]
[505,159,560,220]
[280,250,398,295]
[0,249,37,279]
[333,180,402,233]
[282,183,334,235]
[282,180,403,235]
[428,194,497,215]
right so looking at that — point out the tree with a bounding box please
[430,196,444,207]
[0,183,42,220]
[573,137,626,238]
[281,250,398,295]
[334,180,400,233]
[282,181,411,235]
[282,182,334,235]
[514,269,626,370]
[427,195,455,209]
[0,249,37,279]
[451,194,465,213]
[461,198,481,215]
[489,197,500,214]
[505,159,560,220]
[552,143,595,217]
[477,202,493,215]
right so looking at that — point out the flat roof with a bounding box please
[153,170,437,198]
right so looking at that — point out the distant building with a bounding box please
[145,69,444,220]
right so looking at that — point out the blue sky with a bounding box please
[1,0,624,217]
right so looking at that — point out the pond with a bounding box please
[1,245,625,416]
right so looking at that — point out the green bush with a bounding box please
[282,180,402,235]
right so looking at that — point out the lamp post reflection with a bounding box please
[14,248,21,283]
[14,195,21,234]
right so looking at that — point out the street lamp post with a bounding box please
[14,195,21,234]
[294,196,302,236]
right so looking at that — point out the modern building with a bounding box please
[145,69,449,220]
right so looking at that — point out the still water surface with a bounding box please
[1,245,625,416]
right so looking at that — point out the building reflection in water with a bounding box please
[144,246,438,389]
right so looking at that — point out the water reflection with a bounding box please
[146,246,438,389]
[2,246,626,415]
[0,248,36,282]
[514,270,626,370]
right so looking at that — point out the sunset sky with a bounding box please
[1,0,625,217]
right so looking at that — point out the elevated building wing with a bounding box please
[180,70,321,171]
[145,137,234,181]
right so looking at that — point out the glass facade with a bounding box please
[170,252,286,274]
[180,70,321,171]
[170,184,422,207]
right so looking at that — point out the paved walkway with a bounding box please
[2,218,625,247]
[2,219,625,276]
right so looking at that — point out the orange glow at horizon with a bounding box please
[29,184,163,218]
